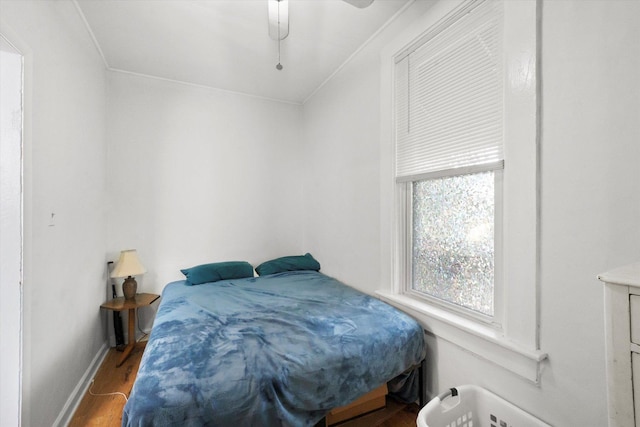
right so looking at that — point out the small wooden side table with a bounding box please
[100,293,160,367]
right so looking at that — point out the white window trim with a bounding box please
[378,0,546,383]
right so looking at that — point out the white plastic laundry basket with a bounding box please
[417,385,551,427]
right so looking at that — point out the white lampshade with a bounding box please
[110,249,146,278]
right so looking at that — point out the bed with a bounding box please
[122,268,426,426]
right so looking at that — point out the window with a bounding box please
[411,171,497,317]
[378,0,545,382]
[395,0,504,324]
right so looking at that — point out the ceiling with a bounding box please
[75,0,410,104]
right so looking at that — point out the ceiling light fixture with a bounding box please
[268,0,288,71]
[342,0,374,8]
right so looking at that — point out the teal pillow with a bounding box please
[180,261,254,286]
[255,253,321,276]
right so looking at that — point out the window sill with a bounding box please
[376,291,547,383]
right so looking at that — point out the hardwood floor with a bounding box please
[70,344,420,426]
[337,401,419,427]
[69,343,146,427]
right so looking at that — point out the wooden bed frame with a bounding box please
[319,359,427,425]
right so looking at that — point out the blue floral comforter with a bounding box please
[122,271,425,427]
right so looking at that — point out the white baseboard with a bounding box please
[52,342,109,427]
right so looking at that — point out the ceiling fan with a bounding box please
[342,0,375,8]
[268,0,375,70]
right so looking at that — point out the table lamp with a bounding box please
[111,249,146,300]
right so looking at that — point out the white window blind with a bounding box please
[395,0,504,182]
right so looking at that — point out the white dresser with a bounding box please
[599,262,640,427]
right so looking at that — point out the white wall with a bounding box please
[106,72,305,299]
[303,0,640,425]
[538,0,640,422]
[0,1,108,426]
[301,53,383,291]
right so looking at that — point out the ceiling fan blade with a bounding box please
[342,0,374,8]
